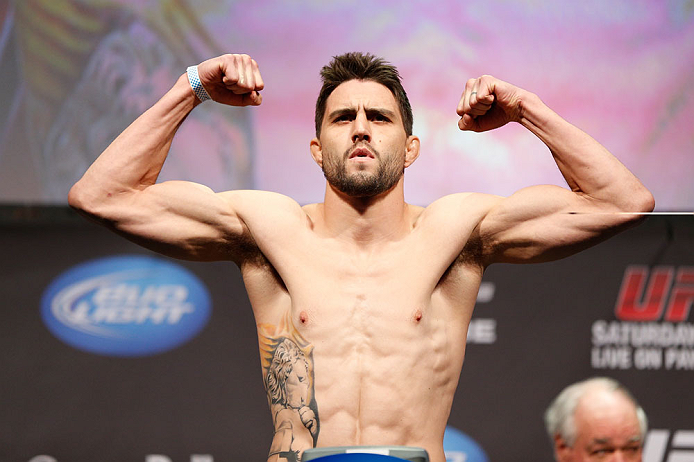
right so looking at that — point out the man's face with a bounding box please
[556,391,643,462]
[313,79,412,197]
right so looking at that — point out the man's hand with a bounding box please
[456,75,525,132]
[197,53,264,106]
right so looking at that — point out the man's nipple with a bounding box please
[299,311,309,325]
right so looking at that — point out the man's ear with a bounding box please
[404,135,420,168]
[310,137,323,168]
[554,434,571,462]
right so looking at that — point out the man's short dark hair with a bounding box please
[314,52,413,137]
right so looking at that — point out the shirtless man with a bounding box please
[68,52,654,462]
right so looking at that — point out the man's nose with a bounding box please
[609,451,634,462]
[351,112,371,143]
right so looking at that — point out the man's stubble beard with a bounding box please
[321,144,404,198]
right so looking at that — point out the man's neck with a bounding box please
[319,179,412,247]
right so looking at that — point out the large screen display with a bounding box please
[0,0,691,210]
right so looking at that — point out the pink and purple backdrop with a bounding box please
[0,0,692,208]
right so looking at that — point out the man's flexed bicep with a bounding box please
[68,53,267,261]
[71,180,302,263]
[456,74,654,266]
[92,181,252,262]
[477,184,646,265]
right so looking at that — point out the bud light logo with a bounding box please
[444,426,489,462]
[41,255,211,357]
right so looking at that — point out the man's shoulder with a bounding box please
[218,189,303,208]
[217,189,308,223]
[412,192,508,266]
[418,192,504,223]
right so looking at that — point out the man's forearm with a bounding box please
[517,91,654,212]
[69,73,198,209]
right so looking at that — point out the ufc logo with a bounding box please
[615,266,694,322]
[644,429,694,462]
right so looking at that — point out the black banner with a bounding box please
[1,208,691,462]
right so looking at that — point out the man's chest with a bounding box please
[250,248,481,344]
[278,234,454,292]
[244,224,484,331]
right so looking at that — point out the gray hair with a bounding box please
[543,377,648,446]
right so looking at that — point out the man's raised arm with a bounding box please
[68,54,267,262]
[456,75,655,265]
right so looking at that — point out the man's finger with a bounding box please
[469,95,494,115]
[469,80,481,106]
[457,78,477,115]
[243,58,256,91]
[252,59,265,91]
[222,62,240,88]
[242,91,263,106]
[458,114,478,131]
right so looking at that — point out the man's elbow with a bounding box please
[68,180,104,218]
[632,187,656,214]
[615,187,655,227]
[67,182,85,210]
